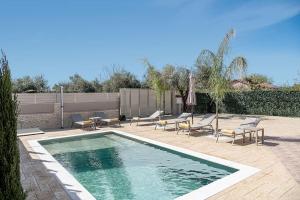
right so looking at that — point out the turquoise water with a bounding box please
[40,132,237,200]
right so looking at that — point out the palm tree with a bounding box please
[197,29,247,134]
[143,59,170,113]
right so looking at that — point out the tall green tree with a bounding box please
[0,51,25,200]
[170,67,190,112]
[13,75,49,93]
[245,73,273,90]
[143,59,170,112]
[143,61,191,112]
[91,78,103,92]
[195,58,212,91]
[197,29,247,133]
[52,74,100,93]
[102,68,141,92]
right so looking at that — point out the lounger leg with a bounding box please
[177,128,180,134]
[256,131,258,145]
[216,133,220,143]
[155,124,157,130]
[232,135,235,145]
[249,131,252,141]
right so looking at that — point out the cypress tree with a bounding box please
[0,51,25,200]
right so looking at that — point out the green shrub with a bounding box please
[195,91,300,117]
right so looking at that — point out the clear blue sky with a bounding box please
[1,0,300,86]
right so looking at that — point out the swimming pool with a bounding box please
[29,130,259,200]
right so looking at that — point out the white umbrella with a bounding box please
[186,73,197,123]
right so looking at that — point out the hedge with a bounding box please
[195,91,300,117]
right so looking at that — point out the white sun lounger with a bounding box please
[17,128,44,137]
[130,110,163,126]
[70,114,95,129]
[155,112,192,131]
[176,114,216,135]
[94,112,121,126]
[216,117,261,144]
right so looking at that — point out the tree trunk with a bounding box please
[182,97,187,112]
[179,90,188,112]
[215,101,219,136]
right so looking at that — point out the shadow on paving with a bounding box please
[265,135,300,143]
[18,140,72,200]
[265,135,300,184]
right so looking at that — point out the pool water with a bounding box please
[40,132,238,200]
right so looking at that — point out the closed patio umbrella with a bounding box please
[186,73,197,123]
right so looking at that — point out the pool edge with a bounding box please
[28,140,96,200]
[28,129,260,200]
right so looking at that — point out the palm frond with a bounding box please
[225,56,247,80]
[217,28,235,60]
[196,49,216,68]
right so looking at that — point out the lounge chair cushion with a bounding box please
[83,120,94,125]
[76,120,94,126]
[221,129,235,135]
[167,118,186,124]
[102,118,119,123]
[158,120,168,125]
[178,122,189,129]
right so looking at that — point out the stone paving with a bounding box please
[20,140,71,200]
[19,114,300,200]
[265,135,300,183]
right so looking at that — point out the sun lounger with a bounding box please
[176,114,216,135]
[155,112,192,131]
[94,112,121,126]
[17,128,44,137]
[70,114,95,129]
[216,117,261,144]
[130,110,163,126]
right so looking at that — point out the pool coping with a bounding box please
[28,130,260,200]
